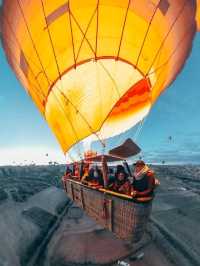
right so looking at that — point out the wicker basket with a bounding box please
[66,179,152,243]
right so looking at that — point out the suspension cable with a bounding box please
[16,0,51,86]
[3,40,44,107]
[69,11,95,57]
[95,0,100,60]
[40,0,105,150]
[75,6,97,62]
[135,0,161,68]
[98,60,121,98]
[68,0,76,68]
[116,0,130,60]
[66,7,122,100]
[40,0,84,159]
[147,22,195,77]
[145,0,188,76]
[2,14,46,100]
[16,0,82,159]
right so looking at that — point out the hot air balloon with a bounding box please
[168,135,173,143]
[1,0,200,243]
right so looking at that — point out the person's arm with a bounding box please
[118,181,131,194]
[81,173,88,183]
[102,156,108,188]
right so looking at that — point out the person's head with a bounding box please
[116,165,125,173]
[109,167,114,174]
[94,164,99,170]
[89,164,94,170]
[94,169,99,178]
[89,167,94,172]
[66,166,71,174]
[133,160,145,173]
[117,171,126,181]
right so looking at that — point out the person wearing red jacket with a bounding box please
[131,160,156,198]
[109,171,132,195]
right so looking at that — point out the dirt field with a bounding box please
[0,164,200,266]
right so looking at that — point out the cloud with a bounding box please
[0,146,66,166]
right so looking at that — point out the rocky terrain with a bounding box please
[0,165,65,204]
[0,164,200,266]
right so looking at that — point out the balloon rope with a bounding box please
[134,117,146,141]
[17,0,80,146]
[145,0,188,76]
[66,3,106,148]
[4,6,81,160]
[40,0,105,150]
[40,0,61,78]
[16,0,82,159]
[68,1,76,68]
[74,6,97,62]
[135,0,161,68]
[134,85,153,142]
[40,0,84,159]
[69,11,95,56]
[66,153,75,163]
[2,13,47,106]
[147,21,195,77]
[2,37,44,106]
[16,0,51,86]
[2,17,47,85]
[95,0,100,59]
[116,0,130,59]
[98,61,121,98]
[5,14,107,155]
[5,0,112,152]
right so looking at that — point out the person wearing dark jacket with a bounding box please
[82,165,104,187]
[89,165,104,186]
[131,160,155,198]
[115,165,126,178]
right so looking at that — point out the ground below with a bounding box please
[0,164,200,266]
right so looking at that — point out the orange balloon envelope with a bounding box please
[0,0,199,154]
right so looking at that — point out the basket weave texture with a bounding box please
[66,180,152,242]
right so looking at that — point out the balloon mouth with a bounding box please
[46,56,146,99]
[45,57,152,153]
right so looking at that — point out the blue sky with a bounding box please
[0,34,200,165]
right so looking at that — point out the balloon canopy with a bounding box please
[0,0,198,155]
